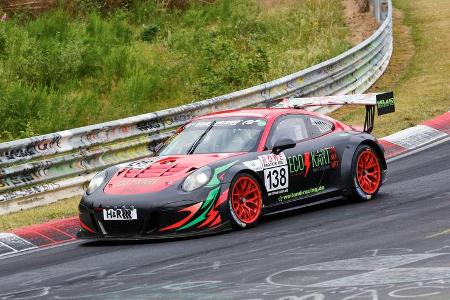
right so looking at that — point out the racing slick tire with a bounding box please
[350,144,383,201]
[227,173,263,229]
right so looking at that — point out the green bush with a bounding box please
[141,24,159,42]
[194,33,269,98]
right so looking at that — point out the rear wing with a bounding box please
[276,92,395,133]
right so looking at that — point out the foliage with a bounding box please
[0,0,350,142]
[140,24,159,42]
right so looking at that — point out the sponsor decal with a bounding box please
[278,185,325,202]
[376,91,395,115]
[287,147,338,176]
[244,153,288,173]
[112,178,158,187]
[242,119,267,126]
[258,153,288,169]
[268,188,288,196]
[125,158,161,169]
[187,119,266,128]
[312,148,331,169]
[258,153,289,193]
[188,121,213,128]
[287,153,310,177]
[215,120,240,127]
[243,159,264,172]
[377,98,395,109]
[103,207,137,220]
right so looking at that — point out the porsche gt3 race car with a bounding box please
[77,92,395,239]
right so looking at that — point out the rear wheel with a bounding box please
[351,145,382,201]
[228,173,263,229]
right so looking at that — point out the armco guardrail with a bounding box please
[0,0,392,214]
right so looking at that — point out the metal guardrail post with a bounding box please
[380,0,389,21]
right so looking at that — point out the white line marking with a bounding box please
[290,254,441,271]
[0,241,17,255]
[387,136,450,163]
[0,233,37,249]
[383,125,447,149]
[308,267,450,287]
[0,240,81,260]
[266,253,449,288]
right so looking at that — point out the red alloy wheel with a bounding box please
[231,176,262,224]
[356,150,381,194]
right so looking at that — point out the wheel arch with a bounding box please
[360,140,387,170]
[340,134,386,195]
[221,165,268,202]
[222,168,266,229]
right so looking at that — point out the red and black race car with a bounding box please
[77,92,395,239]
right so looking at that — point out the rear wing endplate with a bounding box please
[276,92,395,133]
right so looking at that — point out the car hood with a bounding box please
[104,153,240,195]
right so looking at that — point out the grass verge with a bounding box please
[0,0,351,142]
[331,0,450,137]
[0,196,80,231]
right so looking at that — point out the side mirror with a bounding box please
[271,138,296,154]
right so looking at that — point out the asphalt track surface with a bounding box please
[0,140,449,300]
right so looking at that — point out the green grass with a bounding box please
[331,0,450,137]
[0,196,80,231]
[0,0,351,142]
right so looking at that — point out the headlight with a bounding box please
[182,166,212,192]
[86,171,107,195]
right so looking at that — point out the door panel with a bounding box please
[265,140,338,206]
[262,114,344,207]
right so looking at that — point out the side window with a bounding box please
[309,117,334,138]
[268,116,309,148]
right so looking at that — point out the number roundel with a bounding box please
[264,166,288,192]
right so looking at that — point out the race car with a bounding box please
[77,92,395,239]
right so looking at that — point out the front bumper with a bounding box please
[77,183,232,240]
[76,221,230,240]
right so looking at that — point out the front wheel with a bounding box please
[228,173,263,229]
[351,145,382,201]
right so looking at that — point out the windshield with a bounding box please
[158,117,267,155]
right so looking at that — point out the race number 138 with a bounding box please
[264,166,288,192]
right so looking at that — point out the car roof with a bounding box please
[196,108,325,121]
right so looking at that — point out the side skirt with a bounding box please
[262,188,345,216]
[263,196,345,216]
